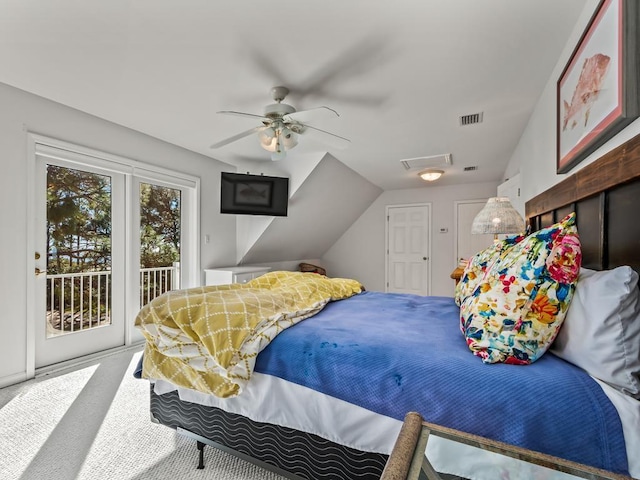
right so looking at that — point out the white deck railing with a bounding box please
[46,263,179,336]
[140,263,180,306]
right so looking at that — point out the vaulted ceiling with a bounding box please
[0,0,587,190]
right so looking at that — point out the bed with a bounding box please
[135,133,640,480]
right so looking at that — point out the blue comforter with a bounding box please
[254,291,629,474]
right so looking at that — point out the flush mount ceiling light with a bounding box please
[418,169,444,182]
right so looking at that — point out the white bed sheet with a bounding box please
[153,373,640,479]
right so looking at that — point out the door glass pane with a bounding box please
[139,183,181,306]
[46,165,112,337]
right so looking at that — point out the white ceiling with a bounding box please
[0,0,587,190]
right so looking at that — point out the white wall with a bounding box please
[321,181,499,297]
[233,152,325,264]
[0,82,236,386]
[504,0,640,203]
[240,154,383,265]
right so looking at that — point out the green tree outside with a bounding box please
[45,166,182,331]
[139,183,181,268]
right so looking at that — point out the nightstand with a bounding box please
[450,266,465,286]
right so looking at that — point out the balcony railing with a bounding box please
[45,263,180,337]
[140,263,180,306]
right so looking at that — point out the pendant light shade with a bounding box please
[471,197,525,238]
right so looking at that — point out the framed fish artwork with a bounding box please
[557,0,640,174]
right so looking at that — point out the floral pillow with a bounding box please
[459,213,581,364]
[454,234,524,306]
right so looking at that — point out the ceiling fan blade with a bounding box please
[302,125,351,150]
[283,106,339,124]
[210,126,266,149]
[248,35,392,106]
[217,110,271,122]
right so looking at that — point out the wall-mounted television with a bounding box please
[220,172,289,216]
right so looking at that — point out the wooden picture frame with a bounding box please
[557,0,640,174]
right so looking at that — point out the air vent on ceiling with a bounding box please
[459,112,483,126]
[464,166,478,171]
[400,153,452,171]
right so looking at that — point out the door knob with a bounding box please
[35,267,46,276]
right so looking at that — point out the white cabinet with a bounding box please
[204,266,271,286]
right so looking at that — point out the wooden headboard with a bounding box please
[526,133,640,275]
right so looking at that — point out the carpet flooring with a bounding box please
[0,348,287,480]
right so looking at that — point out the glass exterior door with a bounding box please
[35,157,125,368]
[139,182,182,307]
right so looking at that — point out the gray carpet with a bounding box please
[0,349,286,480]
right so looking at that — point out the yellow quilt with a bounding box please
[135,270,362,398]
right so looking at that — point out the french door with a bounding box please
[134,178,183,317]
[30,139,198,370]
[34,155,126,368]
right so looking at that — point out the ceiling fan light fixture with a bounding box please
[260,137,277,152]
[419,169,444,182]
[268,132,287,161]
[259,127,298,158]
[271,147,287,161]
[211,86,349,160]
[281,128,298,149]
[259,127,278,152]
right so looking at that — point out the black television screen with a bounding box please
[220,172,289,216]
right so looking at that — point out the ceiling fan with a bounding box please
[210,86,350,161]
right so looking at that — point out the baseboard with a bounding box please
[35,342,145,378]
[0,371,29,389]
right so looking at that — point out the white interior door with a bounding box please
[455,200,494,265]
[34,156,126,368]
[386,204,430,295]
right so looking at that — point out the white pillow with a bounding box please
[551,266,640,399]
